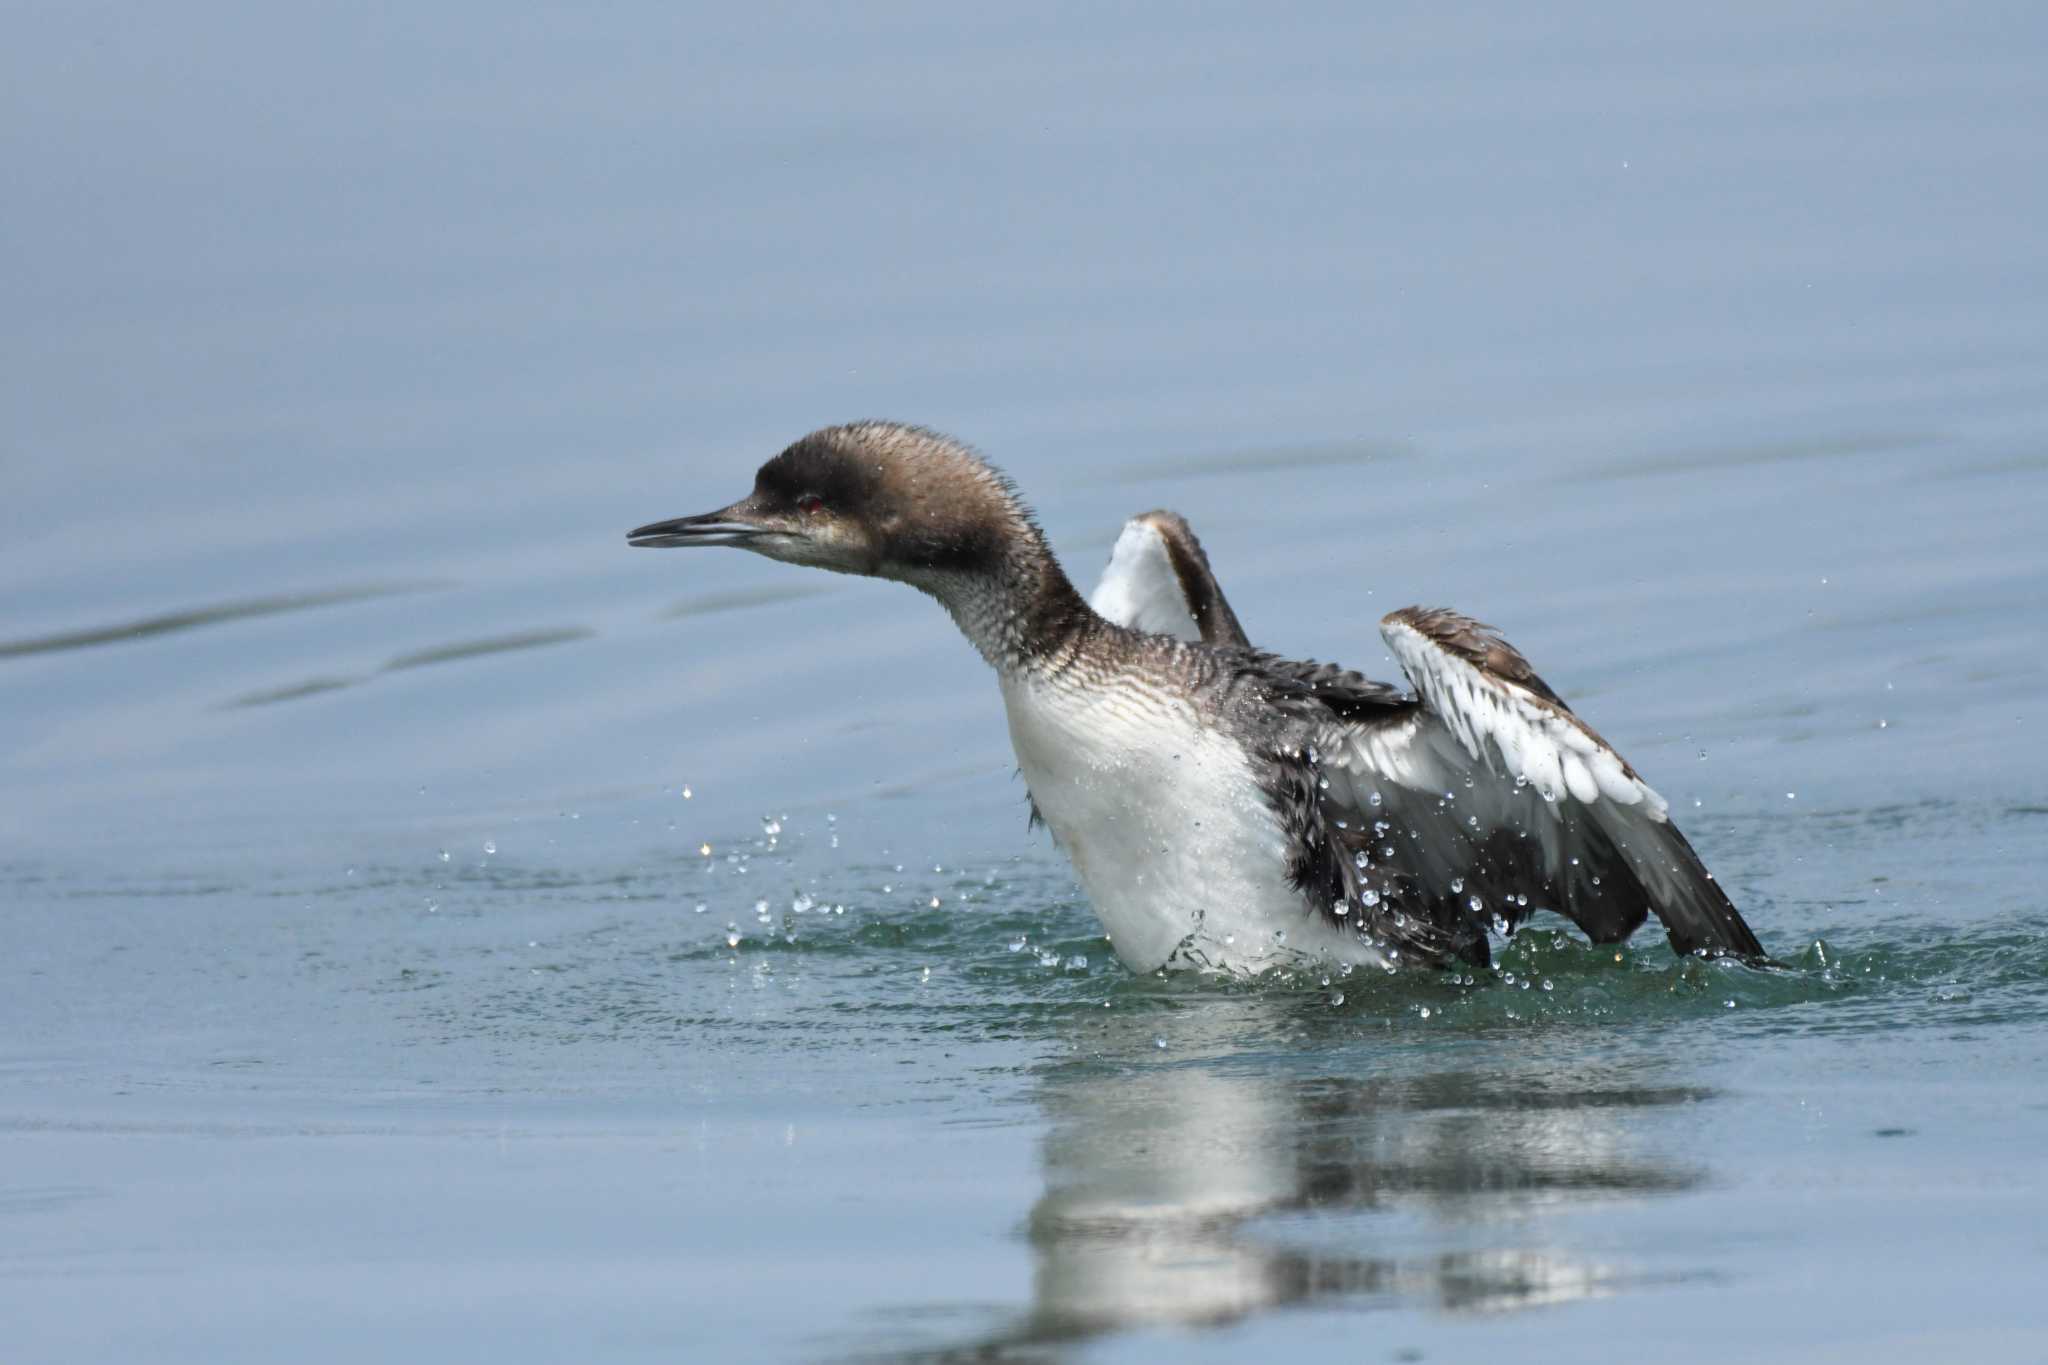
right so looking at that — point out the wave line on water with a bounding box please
[0,580,447,660]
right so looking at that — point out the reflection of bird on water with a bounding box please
[918,1002,1714,1356]
[631,423,1767,979]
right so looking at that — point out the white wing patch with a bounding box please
[1378,616,1668,821]
[1286,606,1761,960]
[1089,519,1203,642]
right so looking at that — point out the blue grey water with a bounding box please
[4,3,2046,1360]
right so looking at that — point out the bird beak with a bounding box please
[627,502,768,549]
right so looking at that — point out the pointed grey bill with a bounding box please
[628,508,761,548]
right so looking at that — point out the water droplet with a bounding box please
[1785,792,1797,801]
[1330,990,1345,1006]
[1153,1037,1168,1050]
[726,928,741,948]
[1066,955,1088,971]
[1541,978,1554,991]
[1451,877,1465,893]
[1370,791,1383,807]
[1007,935,1027,952]
[1333,900,1350,916]
[694,902,707,914]
[1468,894,1483,913]
[1362,889,1381,908]
[1273,929,1287,944]
[1418,1006,1431,1019]
[1354,851,1369,868]
[1467,814,1480,828]
[699,843,712,857]
[1491,913,1509,934]
[437,849,450,863]
[483,839,496,855]
[1876,718,1888,729]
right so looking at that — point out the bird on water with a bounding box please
[629,421,1767,977]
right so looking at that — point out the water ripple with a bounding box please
[0,581,442,660]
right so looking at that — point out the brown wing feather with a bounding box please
[1376,607,1765,961]
[1134,510,1252,649]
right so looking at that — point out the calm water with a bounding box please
[5,4,2047,1361]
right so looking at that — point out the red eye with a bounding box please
[796,493,826,515]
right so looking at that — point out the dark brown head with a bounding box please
[628,422,1040,586]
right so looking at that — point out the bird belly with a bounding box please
[1000,673,1377,976]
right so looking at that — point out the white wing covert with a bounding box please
[1298,608,1763,963]
[1089,511,1250,648]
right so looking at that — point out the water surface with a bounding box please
[4,3,2046,1361]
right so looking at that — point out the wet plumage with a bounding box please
[631,421,1767,976]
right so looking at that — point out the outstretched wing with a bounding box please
[1293,607,1763,964]
[1086,507,1766,967]
[1089,511,1251,648]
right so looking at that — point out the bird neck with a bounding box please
[911,527,1097,676]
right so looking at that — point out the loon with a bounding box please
[629,421,1767,976]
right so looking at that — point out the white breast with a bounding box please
[999,668,1382,976]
